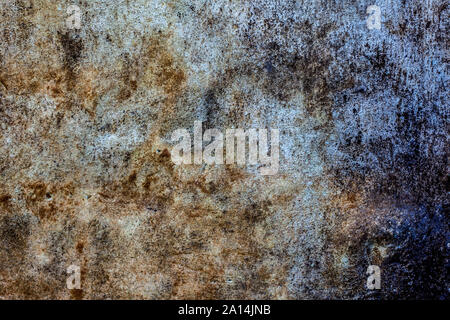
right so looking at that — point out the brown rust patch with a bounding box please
[89,158,293,298]
[70,288,84,300]
[0,60,102,116]
[76,241,84,254]
[0,27,104,116]
[320,184,400,297]
[23,181,78,221]
[58,32,84,75]
[0,194,11,210]
[115,32,187,109]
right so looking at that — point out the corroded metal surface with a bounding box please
[0,0,448,299]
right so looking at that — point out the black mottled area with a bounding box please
[382,205,449,299]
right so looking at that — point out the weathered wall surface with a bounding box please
[0,0,448,299]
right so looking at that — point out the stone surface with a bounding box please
[0,0,448,299]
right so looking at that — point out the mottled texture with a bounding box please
[0,0,448,299]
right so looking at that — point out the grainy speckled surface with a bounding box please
[0,0,448,299]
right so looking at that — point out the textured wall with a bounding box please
[0,0,448,299]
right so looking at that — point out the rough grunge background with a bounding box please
[0,0,448,299]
